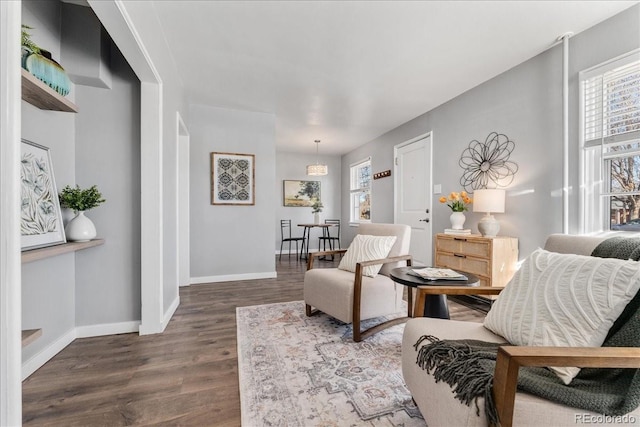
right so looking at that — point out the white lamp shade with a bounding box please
[306,164,328,176]
[472,189,505,213]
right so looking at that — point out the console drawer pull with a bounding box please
[454,253,466,258]
[453,237,467,241]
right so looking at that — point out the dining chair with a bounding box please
[279,219,305,261]
[318,219,341,259]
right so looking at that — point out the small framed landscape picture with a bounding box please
[283,180,321,207]
[211,152,255,205]
[20,139,66,250]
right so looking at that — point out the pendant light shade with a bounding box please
[307,140,328,176]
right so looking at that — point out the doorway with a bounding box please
[394,132,433,266]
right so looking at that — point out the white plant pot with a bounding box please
[65,211,97,242]
[449,211,466,230]
[314,212,320,224]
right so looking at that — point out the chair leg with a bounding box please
[279,241,283,261]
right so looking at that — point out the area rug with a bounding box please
[236,301,426,426]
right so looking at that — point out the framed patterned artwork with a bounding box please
[20,139,66,250]
[211,152,255,205]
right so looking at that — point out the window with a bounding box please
[350,158,371,223]
[581,51,640,232]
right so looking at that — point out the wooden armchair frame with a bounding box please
[305,249,412,342]
[413,285,640,427]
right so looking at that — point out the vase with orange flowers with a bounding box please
[439,191,473,230]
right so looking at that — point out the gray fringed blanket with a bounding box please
[414,237,640,424]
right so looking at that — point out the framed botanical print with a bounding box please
[211,152,255,205]
[20,139,66,250]
[283,180,321,207]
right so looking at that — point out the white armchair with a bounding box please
[304,223,412,342]
[401,234,640,426]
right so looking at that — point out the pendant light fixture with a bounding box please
[306,139,328,176]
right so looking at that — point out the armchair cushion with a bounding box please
[484,248,640,384]
[338,234,397,277]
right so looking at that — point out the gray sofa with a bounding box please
[401,233,640,426]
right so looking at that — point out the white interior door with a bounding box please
[394,133,433,266]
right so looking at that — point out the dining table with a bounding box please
[297,223,336,260]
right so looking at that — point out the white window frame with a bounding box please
[349,157,372,225]
[579,49,640,233]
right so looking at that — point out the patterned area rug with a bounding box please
[236,301,426,426]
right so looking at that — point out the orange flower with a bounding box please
[442,190,472,212]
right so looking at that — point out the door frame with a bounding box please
[89,0,165,334]
[176,112,190,287]
[0,1,23,423]
[393,131,434,265]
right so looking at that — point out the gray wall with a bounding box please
[74,37,141,326]
[275,151,342,253]
[21,1,141,363]
[189,104,276,280]
[21,0,77,363]
[341,5,640,259]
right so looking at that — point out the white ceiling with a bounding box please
[151,0,638,155]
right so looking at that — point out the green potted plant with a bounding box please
[311,199,323,224]
[59,185,105,242]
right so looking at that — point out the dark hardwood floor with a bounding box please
[22,256,486,426]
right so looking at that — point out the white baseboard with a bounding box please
[76,321,141,339]
[23,320,141,380]
[275,248,343,255]
[22,328,76,380]
[162,295,180,328]
[191,271,277,284]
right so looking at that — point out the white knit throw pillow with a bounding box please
[338,234,397,278]
[484,248,640,384]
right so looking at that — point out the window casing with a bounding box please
[349,158,371,224]
[580,51,640,232]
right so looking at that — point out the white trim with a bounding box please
[176,112,190,288]
[561,34,570,234]
[191,272,278,285]
[76,321,141,338]
[162,295,180,328]
[22,329,76,381]
[22,320,144,381]
[580,48,640,80]
[139,82,164,335]
[1,2,22,424]
[349,156,371,168]
[89,1,165,336]
[275,248,340,255]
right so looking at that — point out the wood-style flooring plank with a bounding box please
[22,256,487,426]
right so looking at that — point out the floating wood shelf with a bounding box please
[21,68,78,113]
[21,239,105,264]
[22,329,42,347]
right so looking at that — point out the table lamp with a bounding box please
[473,189,505,237]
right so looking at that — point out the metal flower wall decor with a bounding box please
[458,132,518,192]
